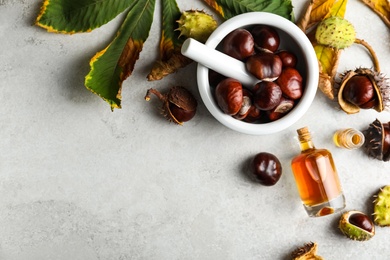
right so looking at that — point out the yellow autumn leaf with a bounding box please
[328,0,348,17]
[296,0,348,99]
[297,0,347,32]
[314,45,339,76]
[315,45,341,99]
[310,0,336,26]
[313,0,347,74]
[361,0,390,27]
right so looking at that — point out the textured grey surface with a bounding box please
[1,0,390,259]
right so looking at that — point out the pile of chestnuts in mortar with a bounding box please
[209,25,303,123]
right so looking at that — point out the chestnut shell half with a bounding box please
[364,119,390,161]
[338,68,385,114]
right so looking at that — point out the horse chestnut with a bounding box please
[277,67,303,100]
[249,152,282,186]
[222,28,254,60]
[215,78,243,115]
[253,81,282,111]
[276,50,297,68]
[251,25,280,53]
[342,75,377,109]
[246,52,282,81]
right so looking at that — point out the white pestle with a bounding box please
[181,38,259,88]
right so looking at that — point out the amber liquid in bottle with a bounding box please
[291,127,346,217]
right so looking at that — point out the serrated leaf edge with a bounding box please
[35,0,86,34]
[85,46,122,110]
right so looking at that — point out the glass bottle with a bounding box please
[291,127,346,217]
[333,128,365,149]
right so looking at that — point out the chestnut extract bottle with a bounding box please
[291,127,346,217]
[333,128,365,150]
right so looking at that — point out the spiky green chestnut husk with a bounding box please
[373,185,390,226]
[176,10,217,43]
[315,16,356,49]
[339,210,375,241]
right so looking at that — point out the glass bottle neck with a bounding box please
[299,139,315,152]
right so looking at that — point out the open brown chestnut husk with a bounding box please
[145,86,197,125]
[291,242,324,260]
[338,68,390,114]
[363,118,390,161]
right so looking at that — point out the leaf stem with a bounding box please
[296,0,314,32]
[354,38,380,72]
[145,88,166,102]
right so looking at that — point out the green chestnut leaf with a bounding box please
[203,0,294,21]
[85,0,156,109]
[36,0,136,33]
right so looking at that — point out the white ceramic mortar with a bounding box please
[182,12,319,135]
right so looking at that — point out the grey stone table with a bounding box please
[1,0,389,259]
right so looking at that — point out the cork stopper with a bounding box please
[297,126,312,142]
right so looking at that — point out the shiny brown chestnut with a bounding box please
[276,50,297,68]
[215,78,243,115]
[249,152,282,186]
[253,81,282,111]
[277,67,303,100]
[349,213,374,233]
[222,28,255,60]
[246,52,282,81]
[342,75,377,109]
[251,25,280,53]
